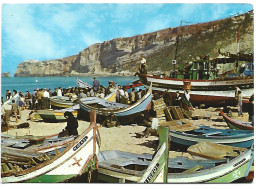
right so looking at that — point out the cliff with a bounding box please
[1,72,11,77]
[14,11,253,77]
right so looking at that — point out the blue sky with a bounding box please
[1,3,254,76]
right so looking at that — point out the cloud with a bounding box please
[81,31,102,47]
[143,14,172,33]
[2,4,66,60]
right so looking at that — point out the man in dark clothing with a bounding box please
[93,77,100,92]
[64,111,78,136]
[248,94,254,124]
[164,89,173,107]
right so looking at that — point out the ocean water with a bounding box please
[1,76,138,101]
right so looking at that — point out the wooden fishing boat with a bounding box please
[49,96,77,109]
[37,87,118,122]
[98,142,253,183]
[220,110,253,130]
[167,142,254,183]
[1,111,100,183]
[137,72,253,106]
[168,124,253,148]
[76,76,92,88]
[123,80,143,90]
[79,83,152,123]
[97,126,169,183]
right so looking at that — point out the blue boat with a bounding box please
[170,125,253,148]
[79,83,152,120]
[98,144,253,183]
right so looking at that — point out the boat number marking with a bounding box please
[72,157,82,167]
[144,163,159,183]
[233,158,246,167]
[73,136,88,151]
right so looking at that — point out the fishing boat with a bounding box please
[38,86,118,122]
[76,76,92,88]
[220,110,253,130]
[97,126,169,183]
[137,72,253,106]
[79,83,152,123]
[123,80,143,90]
[49,96,77,109]
[136,58,253,106]
[168,124,253,148]
[98,142,253,183]
[1,111,100,183]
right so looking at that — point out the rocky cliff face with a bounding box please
[14,11,253,77]
[1,72,11,77]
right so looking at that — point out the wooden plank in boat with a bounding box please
[187,142,246,160]
[153,98,165,106]
[171,106,184,120]
[164,108,174,121]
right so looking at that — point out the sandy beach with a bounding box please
[2,107,249,158]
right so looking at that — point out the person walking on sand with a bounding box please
[64,111,78,136]
[11,100,18,122]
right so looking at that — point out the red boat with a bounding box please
[220,110,253,130]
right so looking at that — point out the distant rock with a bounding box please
[14,11,253,77]
[1,72,11,77]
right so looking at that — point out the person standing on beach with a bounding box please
[57,87,62,97]
[36,89,44,110]
[93,77,100,93]
[237,90,243,116]
[31,89,37,110]
[248,94,254,124]
[64,111,78,136]
[11,100,18,123]
[25,91,32,109]
[164,89,173,107]
[139,56,147,74]
[52,88,58,96]
[43,88,50,109]
[5,90,11,101]
[130,88,136,104]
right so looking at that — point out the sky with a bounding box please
[1,1,254,76]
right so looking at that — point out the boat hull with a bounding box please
[37,110,78,122]
[170,130,254,148]
[138,73,253,105]
[168,149,253,183]
[138,73,253,91]
[1,115,100,183]
[220,110,254,130]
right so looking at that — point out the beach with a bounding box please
[3,107,249,157]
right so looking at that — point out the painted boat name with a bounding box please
[233,158,246,167]
[144,163,159,183]
[73,136,88,151]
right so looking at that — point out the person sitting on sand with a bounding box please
[143,111,159,138]
[64,111,78,136]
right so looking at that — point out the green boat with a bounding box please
[97,126,169,183]
[1,111,100,183]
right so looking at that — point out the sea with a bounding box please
[1,76,139,101]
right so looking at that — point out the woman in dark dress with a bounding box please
[64,111,78,136]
